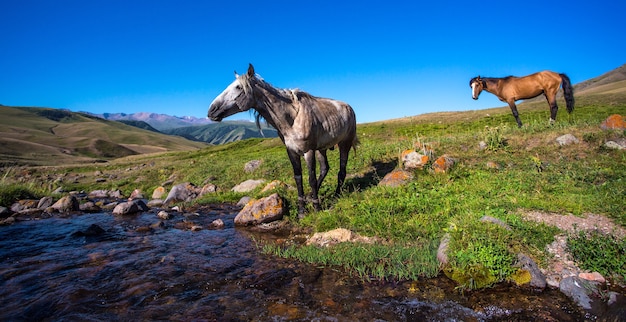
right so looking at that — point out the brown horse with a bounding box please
[470,71,574,127]
[208,64,358,215]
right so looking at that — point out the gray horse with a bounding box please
[208,64,358,214]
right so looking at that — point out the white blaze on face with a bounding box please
[471,82,478,99]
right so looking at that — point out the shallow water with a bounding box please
[0,205,612,321]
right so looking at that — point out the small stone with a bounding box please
[157,211,171,220]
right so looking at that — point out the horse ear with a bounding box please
[234,70,239,78]
[247,64,255,77]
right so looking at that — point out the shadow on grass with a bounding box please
[345,159,398,193]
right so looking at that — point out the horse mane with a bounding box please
[240,72,296,133]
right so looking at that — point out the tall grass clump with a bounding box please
[568,231,626,282]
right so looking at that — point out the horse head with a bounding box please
[469,76,485,100]
[208,64,257,122]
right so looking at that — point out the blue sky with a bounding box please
[1,1,624,124]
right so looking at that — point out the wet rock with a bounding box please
[244,160,262,173]
[151,186,166,199]
[88,189,109,199]
[37,196,54,209]
[378,169,414,187]
[237,196,252,207]
[559,276,599,310]
[101,201,119,211]
[72,224,105,237]
[514,253,547,289]
[164,182,199,205]
[109,190,124,199]
[147,199,164,208]
[80,201,101,213]
[0,206,11,218]
[432,155,456,173]
[17,208,44,217]
[151,221,165,229]
[157,211,171,220]
[555,134,579,146]
[402,149,429,170]
[129,189,144,200]
[208,219,225,229]
[249,268,297,293]
[234,193,286,226]
[0,216,16,225]
[11,199,38,212]
[231,179,266,193]
[112,199,149,215]
[51,195,80,213]
[600,114,626,130]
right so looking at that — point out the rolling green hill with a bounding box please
[163,121,278,145]
[0,106,207,166]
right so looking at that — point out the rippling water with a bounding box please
[0,205,603,321]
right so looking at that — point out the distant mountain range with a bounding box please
[87,111,279,144]
[88,112,213,131]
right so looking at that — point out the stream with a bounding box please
[0,205,616,321]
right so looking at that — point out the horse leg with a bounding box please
[316,149,329,191]
[287,149,306,214]
[335,143,350,196]
[545,93,558,124]
[508,101,523,127]
[304,150,321,211]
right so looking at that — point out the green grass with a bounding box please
[568,231,626,280]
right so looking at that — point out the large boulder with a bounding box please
[112,199,149,215]
[234,193,286,226]
[164,182,199,205]
[50,195,80,213]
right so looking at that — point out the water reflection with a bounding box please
[0,205,591,321]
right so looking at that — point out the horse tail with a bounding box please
[560,73,575,114]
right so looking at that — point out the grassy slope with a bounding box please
[0,106,207,166]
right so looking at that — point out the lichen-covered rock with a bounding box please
[151,186,166,199]
[402,149,430,170]
[234,193,285,226]
[432,155,456,173]
[378,169,414,187]
[600,114,626,130]
[261,180,288,193]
